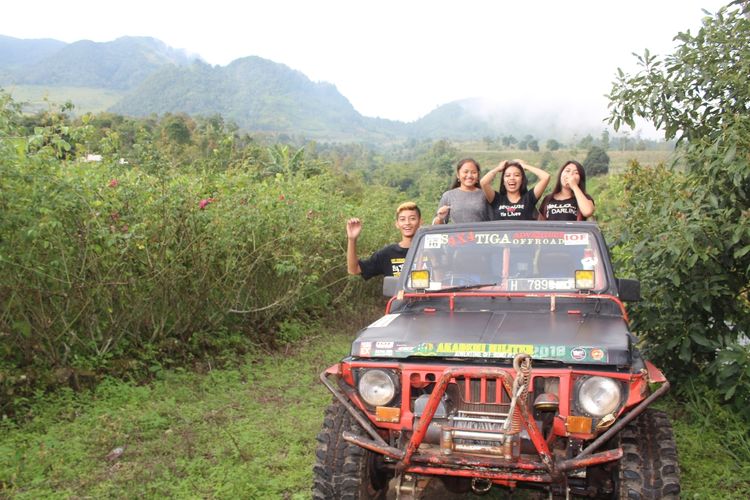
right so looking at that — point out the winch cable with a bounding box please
[503,354,532,437]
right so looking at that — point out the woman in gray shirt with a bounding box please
[433,158,492,224]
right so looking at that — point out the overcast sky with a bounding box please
[0,0,728,131]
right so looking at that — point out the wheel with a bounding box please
[615,409,681,499]
[312,400,392,499]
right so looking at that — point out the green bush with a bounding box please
[0,93,402,416]
[606,3,750,416]
[583,145,610,176]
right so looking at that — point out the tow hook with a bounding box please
[471,477,492,494]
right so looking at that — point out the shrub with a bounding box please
[583,145,610,176]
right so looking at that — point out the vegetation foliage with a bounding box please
[605,2,750,414]
[1,3,749,494]
[0,92,409,417]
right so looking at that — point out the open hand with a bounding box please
[346,218,362,239]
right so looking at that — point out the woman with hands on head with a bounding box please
[480,159,550,220]
[433,158,492,225]
[538,160,595,221]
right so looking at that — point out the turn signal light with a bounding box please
[566,415,593,434]
[376,406,400,423]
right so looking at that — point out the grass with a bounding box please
[2,85,124,114]
[664,383,750,499]
[2,313,748,498]
[0,327,354,499]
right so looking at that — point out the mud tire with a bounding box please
[312,400,391,499]
[616,408,681,499]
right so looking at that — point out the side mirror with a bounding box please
[383,276,399,297]
[617,278,641,302]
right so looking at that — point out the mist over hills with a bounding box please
[0,35,604,142]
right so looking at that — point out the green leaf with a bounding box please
[679,337,692,362]
[689,331,713,347]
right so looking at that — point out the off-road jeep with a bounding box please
[313,221,680,498]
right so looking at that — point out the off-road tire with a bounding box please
[312,400,391,499]
[616,408,681,499]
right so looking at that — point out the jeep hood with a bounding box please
[352,311,630,365]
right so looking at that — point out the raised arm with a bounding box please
[517,160,551,200]
[480,161,507,203]
[566,179,595,218]
[346,218,363,275]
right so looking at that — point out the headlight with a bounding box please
[358,369,398,406]
[577,376,622,417]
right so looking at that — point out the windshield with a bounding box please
[409,228,607,292]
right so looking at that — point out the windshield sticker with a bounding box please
[512,232,565,240]
[390,342,610,363]
[424,234,445,249]
[564,233,590,245]
[368,314,399,328]
[475,232,566,246]
[447,232,476,247]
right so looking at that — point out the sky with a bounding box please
[0,0,729,134]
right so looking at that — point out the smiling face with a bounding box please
[503,165,524,194]
[456,161,479,190]
[395,209,421,238]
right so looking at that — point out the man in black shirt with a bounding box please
[346,202,422,280]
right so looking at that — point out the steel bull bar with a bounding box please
[321,361,669,482]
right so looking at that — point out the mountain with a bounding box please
[409,100,497,139]
[411,98,603,142]
[111,56,405,140]
[0,35,600,142]
[2,36,197,89]
[0,35,67,82]
[0,35,66,70]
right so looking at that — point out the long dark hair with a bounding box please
[450,158,481,189]
[498,161,529,196]
[550,160,587,195]
[538,160,590,221]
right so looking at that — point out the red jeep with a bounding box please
[313,221,680,498]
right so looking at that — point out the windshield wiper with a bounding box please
[435,282,499,293]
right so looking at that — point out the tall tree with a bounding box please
[606,2,750,410]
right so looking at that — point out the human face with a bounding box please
[395,209,421,238]
[561,163,581,188]
[503,166,523,194]
[457,162,479,190]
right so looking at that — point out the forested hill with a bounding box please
[0,35,66,70]
[1,36,196,90]
[0,35,596,141]
[110,57,407,140]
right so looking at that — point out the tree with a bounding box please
[528,139,539,152]
[583,146,610,176]
[606,3,750,412]
[546,139,561,151]
[419,139,459,179]
[577,134,594,149]
[599,129,610,150]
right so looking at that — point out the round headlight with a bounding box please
[358,369,397,406]
[577,376,622,417]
